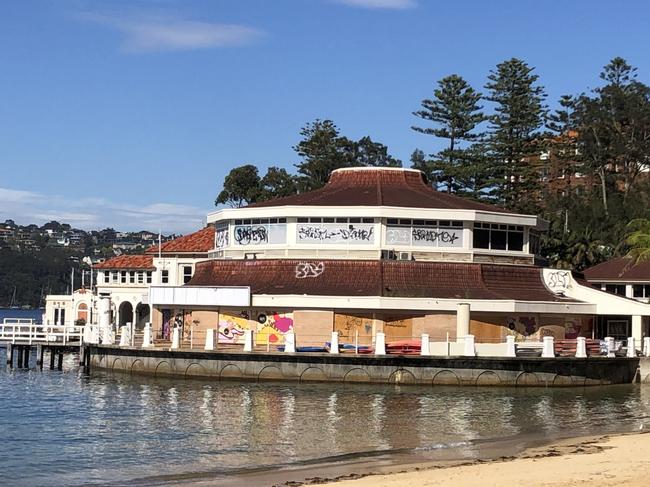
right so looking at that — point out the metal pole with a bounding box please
[355,330,359,355]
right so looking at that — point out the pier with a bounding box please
[0,319,89,370]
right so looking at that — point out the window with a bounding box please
[183,266,193,284]
[161,270,169,284]
[120,271,127,284]
[129,271,135,283]
[605,284,626,296]
[632,284,650,298]
[146,271,152,284]
[472,223,525,252]
[137,272,144,284]
[103,272,109,284]
[111,271,118,283]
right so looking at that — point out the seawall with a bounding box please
[89,346,640,386]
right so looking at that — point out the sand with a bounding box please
[310,432,650,487]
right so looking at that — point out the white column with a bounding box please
[375,332,386,356]
[243,329,254,352]
[330,331,339,354]
[142,323,153,348]
[98,296,113,345]
[463,334,475,357]
[456,303,470,342]
[171,327,180,349]
[605,336,615,357]
[632,316,643,350]
[542,336,555,358]
[575,337,587,358]
[119,325,128,346]
[643,336,650,358]
[204,329,215,350]
[506,335,516,357]
[627,337,636,357]
[420,333,430,356]
[284,332,296,353]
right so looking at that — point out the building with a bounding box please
[139,167,650,348]
[92,226,215,332]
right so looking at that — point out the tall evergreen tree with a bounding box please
[259,166,298,201]
[412,74,485,193]
[293,119,353,191]
[215,164,261,207]
[353,136,402,167]
[484,58,547,212]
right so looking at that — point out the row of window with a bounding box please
[386,219,463,227]
[297,217,375,224]
[233,218,287,225]
[472,224,524,251]
[592,283,650,298]
[102,266,193,285]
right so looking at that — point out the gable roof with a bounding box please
[188,259,575,302]
[246,167,515,214]
[146,226,215,255]
[93,255,155,270]
[583,257,650,281]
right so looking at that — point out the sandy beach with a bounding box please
[311,432,650,487]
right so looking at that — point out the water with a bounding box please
[0,308,43,322]
[1,348,649,487]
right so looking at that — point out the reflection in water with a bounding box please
[0,350,649,487]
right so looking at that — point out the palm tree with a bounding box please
[625,218,650,265]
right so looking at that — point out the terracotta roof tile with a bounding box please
[584,257,650,281]
[147,227,214,254]
[188,259,574,302]
[93,255,154,270]
[247,167,515,214]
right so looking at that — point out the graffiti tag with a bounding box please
[295,262,325,278]
[297,225,374,243]
[234,225,268,245]
[411,228,459,244]
[215,227,229,248]
[546,270,571,290]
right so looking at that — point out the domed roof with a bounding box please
[247,167,513,213]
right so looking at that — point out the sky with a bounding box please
[1,0,649,234]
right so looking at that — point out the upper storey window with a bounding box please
[233,218,287,246]
[385,219,463,248]
[473,223,524,252]
[296,217,375,245]
[215,222,229,249]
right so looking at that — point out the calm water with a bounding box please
[1,348,649,487]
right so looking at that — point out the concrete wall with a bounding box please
[90,345,639,387]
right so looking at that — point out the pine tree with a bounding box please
[484,58,547,212]
[259,167,298,201]
[215,165,261,207]
[412,74,484,193]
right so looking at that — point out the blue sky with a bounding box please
[1,0,649,233]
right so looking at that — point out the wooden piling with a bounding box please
[36,345,43,369]
[49,348,55,370]
[17,347,23,368]
[57,352,63,371]
[6,343,12,367]
[22,346,30,368]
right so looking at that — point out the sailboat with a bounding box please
[9,287,19,309]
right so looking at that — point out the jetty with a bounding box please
[0,319,88,370]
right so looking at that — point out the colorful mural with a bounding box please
[218,310,251,344]
[506,315,538,337]
[255,311,294,345]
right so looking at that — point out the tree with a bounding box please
[484,58,547,212]
[294,119,401,190]
[353,136,402,167]
[215,164,261,208]
[294,119,353,191]
[259,166,298,201]
[412,74,484,193]
[624,218,650,265]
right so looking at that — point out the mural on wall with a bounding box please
[233,224,287,246]
[334,313,373,344]
[506,315,538,337]
[218,310,251,344]
[255,311,294,345]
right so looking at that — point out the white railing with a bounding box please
[0,319,84,345]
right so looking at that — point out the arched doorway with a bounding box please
[118,301,133,326]
[76,303,88,324]
[135,303,150,330]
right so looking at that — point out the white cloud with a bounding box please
[334,0,416,9]
[0,187,207,234]
[80,13,262,53]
